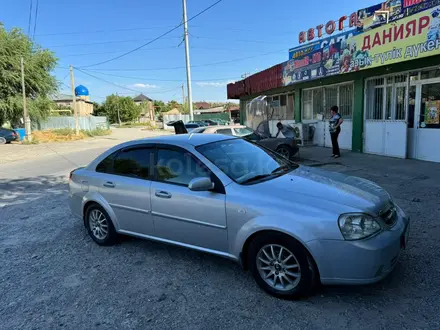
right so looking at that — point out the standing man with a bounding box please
[329,105,343,158]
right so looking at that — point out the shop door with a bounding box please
[364,76,408,158]
[408,81,440,162]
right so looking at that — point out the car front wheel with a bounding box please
[248,232,314,299]
[85,204,118,246]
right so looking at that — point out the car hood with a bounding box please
[254,165,390,216]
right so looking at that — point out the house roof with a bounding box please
[163,108,181,115]
[194,102,211,109]
[194,106,225,114]
[133,94,152,102]
[51,93,73,101]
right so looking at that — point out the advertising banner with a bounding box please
[340,5,440,73]
[282,42,342,85]
[425,100,440,124]
[357,1,404,31]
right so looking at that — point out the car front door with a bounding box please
[151,145,228,252]
[95,146,154,235]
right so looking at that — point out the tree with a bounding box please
[0,24,58,126]
[101,95,142,124]
[92,102,104,116]
[153,100,166,112]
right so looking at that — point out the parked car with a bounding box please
[184,123,201,133]
[168,121,299,159]
[202,119,219,126]
[0,128,19,144]
[187,121,207,126]
[69,134,410,299]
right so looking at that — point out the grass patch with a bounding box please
[25,128,111,144]
[118,121,156,129]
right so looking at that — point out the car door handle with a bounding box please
[155,190,172,199]
[103,181,115,188]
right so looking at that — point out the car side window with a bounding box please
[216,128,233,136]
[112,148,153,179]
[96,154,114,173]
[156,149,210,186]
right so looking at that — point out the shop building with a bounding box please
[227,0,440,163]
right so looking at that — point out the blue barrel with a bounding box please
[15,128,25,141]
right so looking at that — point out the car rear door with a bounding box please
[150,145,228,252]
[94,146,155,235]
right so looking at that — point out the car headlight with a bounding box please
[338,213,382,240]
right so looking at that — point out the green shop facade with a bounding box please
[227,1,440,163]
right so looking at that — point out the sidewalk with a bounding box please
[0,128,170,165]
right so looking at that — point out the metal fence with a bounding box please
[34,116,109,131]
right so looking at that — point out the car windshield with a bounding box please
[197,139,298,184]
[234,127,254,137]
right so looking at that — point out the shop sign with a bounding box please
[340,5,440,73]
[298,13,358,44]
[357,1,405,31]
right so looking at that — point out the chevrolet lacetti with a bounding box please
[68,134,410,299]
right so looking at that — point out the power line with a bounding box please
[35,25,188,37]
[27,0,33,36]
[46,36,182,48]
[81,69,240,82]
[79,0,224,68]
[59,45,263,58]
[81,48,285,72]
[75,67,181,94]
[32,0,39,40]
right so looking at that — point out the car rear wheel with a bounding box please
[0,137,6,145]
[276,145,292,159]
[85,204,118,246]
[248,232,314,299]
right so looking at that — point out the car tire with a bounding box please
[276,145,293,159]
[85,204,118,246]
[248,232,314,300]
[0,137,6,145]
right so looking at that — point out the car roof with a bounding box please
[136,133,235,146]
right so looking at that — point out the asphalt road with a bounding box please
[1,147,439,330]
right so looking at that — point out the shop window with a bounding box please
[280,95,287,107]
[339,84,353,120]
[395,87,406,120]
[324,87,338,111]
[385,87,393,120]
[302,90,313,120]
[421,68,440,80]
[287,93,295,120]
[312,89,324,119]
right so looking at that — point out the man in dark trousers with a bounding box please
[329,106,344,158]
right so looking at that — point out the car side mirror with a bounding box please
[188,177,215,191]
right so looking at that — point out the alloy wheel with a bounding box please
[277,147,290,158]
[89,209,109,240]
[256,244,301,291]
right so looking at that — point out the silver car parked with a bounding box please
[69,134,410,299]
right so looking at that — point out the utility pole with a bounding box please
[69,65,80,135]
[182,0,194,121]
[181,83,186,113]
[21,57,32,142]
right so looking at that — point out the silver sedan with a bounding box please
[68,134,410,299]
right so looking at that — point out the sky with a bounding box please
[2,0,374,103]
